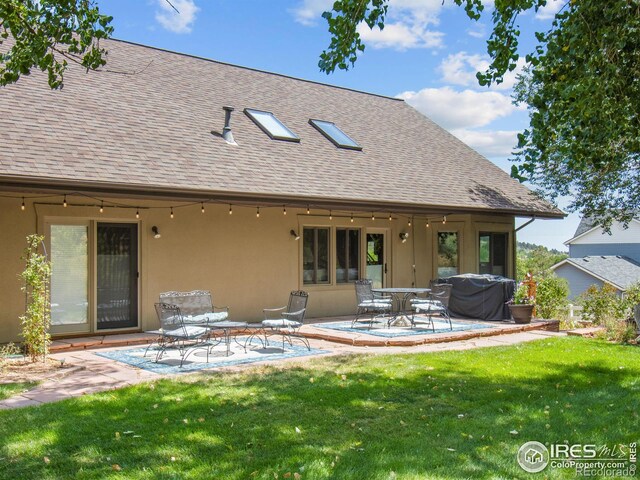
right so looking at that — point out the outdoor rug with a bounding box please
[96,337,328,375]
[315,318,493,338]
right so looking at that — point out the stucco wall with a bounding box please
[0,194,515,343]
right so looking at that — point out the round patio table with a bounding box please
[372,287,431,326]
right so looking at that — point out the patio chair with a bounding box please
[145,302,211,367]
[252,291,310,351]
[159,290,229,325]
[410,283,453,331]
[352,279,392,328]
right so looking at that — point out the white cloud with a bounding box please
[437,52,527,91]
[450,129,519,158]
[536,0,564,20]
[397,86,518,130]
[290,0,333,26]
[155,0,199,34]
[358,22,444,50]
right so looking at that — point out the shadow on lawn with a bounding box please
[0,340,638,479]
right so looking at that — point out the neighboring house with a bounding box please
[0,39,563,343]
[551,218,640,299]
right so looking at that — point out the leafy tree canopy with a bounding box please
[320,0,640,228]
[0,0,113,89]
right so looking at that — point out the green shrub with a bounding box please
[580,283,640,344]
[580,284,620,324]
[535,275,569,319]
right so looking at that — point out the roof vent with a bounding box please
[222,106,237,145]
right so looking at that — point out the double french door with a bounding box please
[49,221,139,335]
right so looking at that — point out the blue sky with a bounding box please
[104,0,578,250]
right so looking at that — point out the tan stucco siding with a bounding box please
[0,195,515,343]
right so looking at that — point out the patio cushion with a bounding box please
[358,302,392,309]
[414,304,446,314]
[165,325,209,339]
[184,312,229,324]
[262,319,302,328]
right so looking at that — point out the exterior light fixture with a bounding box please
[151,226,161,239]
[229,204,233,215]
[256,207,260,218]
[290,229,300,240]
[170,207,174,219]
[21,197,25,211]
[389,213,392,221]
[307,205,310,214]
[426,220,430,228]
[283,205,287,215]
[201,202,205,214]
[99,201,104,213]
[408,217,412,227]
[63,195,67,208]
[136,208,140,219]
[371,212,375,221]
[329,210,332,220]
[399,232,409,243]
[350,213,354,223]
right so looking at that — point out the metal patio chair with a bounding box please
[145,302,211,367]
[352,279,392,328]
[250,291,310,351]
[410,283,453,331]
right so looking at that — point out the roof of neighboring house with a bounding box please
[565,217,640,245]
[551,255,640,291]
[0,39,563,217]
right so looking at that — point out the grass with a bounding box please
[0,337,638,479]
[0,381,37,401]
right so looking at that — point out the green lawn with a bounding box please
[0,381,37,401]
[0,337,638,479]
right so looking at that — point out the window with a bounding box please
[244,108,300,142]
[479,232,508,276]
[437,232,459,277]
[309,119,362,150]
[336,228,360,283]
[303,227,330,284]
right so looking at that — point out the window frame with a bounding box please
[335,227,361,284]
[309,119,362,151]
[244,108,300,142]
[302,227,331,285]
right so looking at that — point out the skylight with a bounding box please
[244,108,300,142]
[309,119,362,150]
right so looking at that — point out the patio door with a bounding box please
[97,223,139,330]
[366,231,388,288]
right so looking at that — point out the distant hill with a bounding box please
[517,241,567,256]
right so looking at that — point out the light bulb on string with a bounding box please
[329,210,332,220]
[256,207,260,218]
[99,201,104,213]
[283,205,287,216]
[371,212,375,221]
[443,215,447,224]
[170,207,174,219]
[201,202,205,214]
[350,213,354,223]
[21,197,25,211]
[426,220,430,228]
[136,208,140,219]
[389,213,392,222]
[306,205,310,215]
[229,204,233,215]
[408,217,412,227]
[63,195,67,208]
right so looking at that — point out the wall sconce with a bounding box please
[399,232,409,243]
[151,226,161,239]
[290,229,300,241]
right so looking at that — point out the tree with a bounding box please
[0,0,113,89]
[320,0,640,228]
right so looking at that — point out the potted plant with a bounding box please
[508,283,535,324]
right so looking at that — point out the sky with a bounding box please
[102,0,579,251]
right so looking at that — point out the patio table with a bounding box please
[203,321,263,356]
[372,287,431,326]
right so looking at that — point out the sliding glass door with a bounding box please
[49,221,139,334]
[97,223,138,330]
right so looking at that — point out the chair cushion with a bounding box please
[358,302,392,309]
[184,312,229,324]
[414,304,446,313]
[262,319,302,328]
[164,325,208,339]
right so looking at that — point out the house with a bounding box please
[551,217,640,299]
[0,39,563,343]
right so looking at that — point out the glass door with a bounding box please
[479,232,508,276]
[50,224,90,334]
[96,223,139,330]
[366,231,387,288]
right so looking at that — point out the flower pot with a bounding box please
[509,304,534,324]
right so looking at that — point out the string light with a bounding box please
[170,207,174,219]
[136,208,140,219]
[229,204,233,215]
[443,215,447,224]
[408,217,412,227]
[99,201,104,213]
[63,195,67,208]
[426,219,430,228]
[201,202,205,214]
[389,213,392,221]
[371,212,375,221]
[329,210,332,220]
[283,205,287,215]
[256,207,260,218]
[350,213,354,223]
[306,205,310,215]
[21,197,25,211]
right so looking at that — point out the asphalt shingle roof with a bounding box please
[0,39,563,216]
[564,256,640,290]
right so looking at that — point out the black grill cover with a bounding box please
[436,274,515,321]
